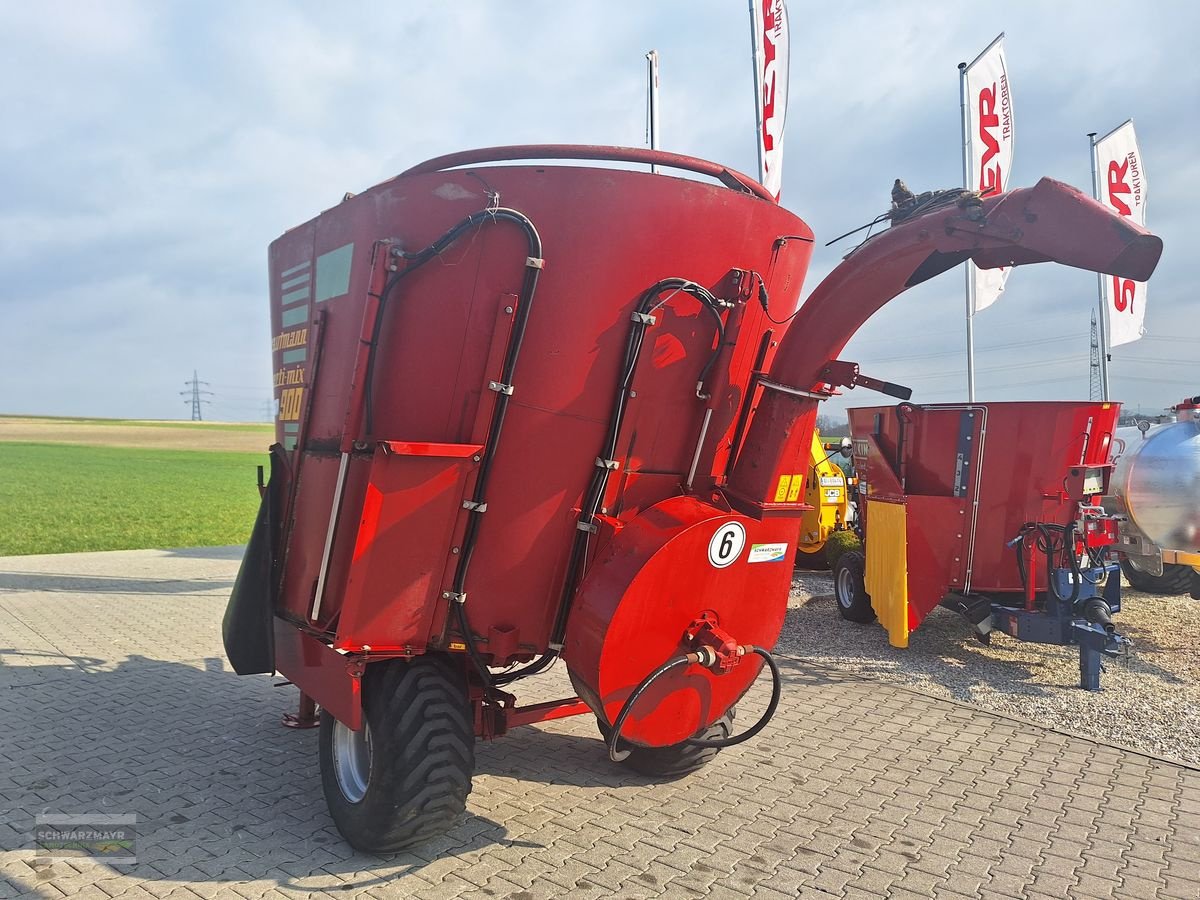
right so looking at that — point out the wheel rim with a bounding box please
[835,566,854,609]
[332,718,372,803]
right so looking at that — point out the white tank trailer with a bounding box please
[1106,395,1200,596]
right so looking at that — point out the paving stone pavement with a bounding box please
[0,548,1197,899]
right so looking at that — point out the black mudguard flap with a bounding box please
[222,449,284,675]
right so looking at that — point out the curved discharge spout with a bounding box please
[727,177,1163,511]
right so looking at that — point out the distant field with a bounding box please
[0,415,272,453]
[0,417,270,555]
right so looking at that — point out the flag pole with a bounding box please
[646,50,660,173]
[749,1,765,183]
[1088,131,1111,401]
[959,61,976,402]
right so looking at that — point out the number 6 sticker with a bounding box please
[708,521,746,568]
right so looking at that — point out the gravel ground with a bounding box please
[779,570,1200,766]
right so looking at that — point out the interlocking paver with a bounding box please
[1,547,1197,900]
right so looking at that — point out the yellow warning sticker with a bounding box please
[448,641,467,652]
[787,473,804,502]
[773,474,791,502]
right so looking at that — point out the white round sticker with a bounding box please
[708,521,746,569]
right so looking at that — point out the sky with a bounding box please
[2,1,1196,423]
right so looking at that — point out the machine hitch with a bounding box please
[988,563,1129,691]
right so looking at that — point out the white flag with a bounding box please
[750,0,789,200]
[1095,121,1148,346]
[963,34,1014,313]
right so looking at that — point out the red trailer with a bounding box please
[834,401,1128,689]
[223,146,1161,851]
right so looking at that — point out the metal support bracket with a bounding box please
[630,311,657,325]
[595,457,620,470]
[442,590,467,604]
[526,256,545,269]
[818,360,913,401]
[576,519,599,534]
[488,381,514,395]
[757,378,831,401]
[462,500,488,513]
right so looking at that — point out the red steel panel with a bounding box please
[335,443,483,652]
[273,617,361,731]
[563,496,799,747]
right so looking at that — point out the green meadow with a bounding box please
[0,437,268,556]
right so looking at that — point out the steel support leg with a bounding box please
[1079,645,1102,692]
[282,692,320,728]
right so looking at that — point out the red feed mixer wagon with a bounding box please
[833,399,1130,689]
[223,145,1161,852]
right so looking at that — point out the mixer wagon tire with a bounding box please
[1120,559,1195,595]
[319,654,474,853]
[598,710,734,778]
[834,551,876,624]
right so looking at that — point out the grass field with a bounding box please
[0,428,268,556]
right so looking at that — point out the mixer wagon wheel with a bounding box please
[318,654,474,853]
[597,710,735,779]
[833,550,876,624]
[1120,559,1195,595]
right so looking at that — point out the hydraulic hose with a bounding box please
[605,646,783,762]
[1042,522,1081,605]
[548,278,729,653]
[686,648,782,748]
[606,656,689,762]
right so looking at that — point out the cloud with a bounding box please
[1,1,1196,420]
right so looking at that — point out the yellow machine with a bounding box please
[794,431,853,568]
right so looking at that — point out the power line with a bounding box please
[181,370,214,421]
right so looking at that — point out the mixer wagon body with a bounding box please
[245,148,813,727]
[839,400,1131,689]
[223,144,1162,851]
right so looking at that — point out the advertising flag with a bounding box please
[1095,121,1148,346]
[963,34,1014,313]
[750,0,789,200]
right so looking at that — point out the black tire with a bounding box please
[833,550,876,624]
[794,545,829,570]
[1121,559,1195,595]
[319,654,474,853]
[599,709,735,779]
